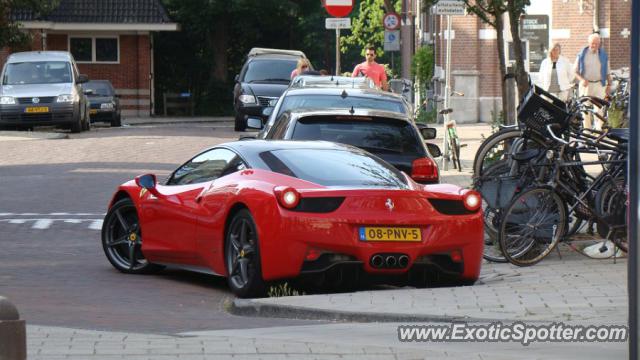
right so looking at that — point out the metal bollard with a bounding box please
[0,296,26,360]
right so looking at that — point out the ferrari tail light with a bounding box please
[274,186,300,209]
[304,247,324,261]
[450,249,463,263]
[411,157,439,183]
[462,191,481,212]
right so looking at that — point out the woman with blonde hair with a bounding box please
[290,58,311,79]
[537,42,575,101]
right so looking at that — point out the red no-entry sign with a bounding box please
[323,0,354,18]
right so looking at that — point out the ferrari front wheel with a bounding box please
[225,209,265,298]
[102,198,161,274]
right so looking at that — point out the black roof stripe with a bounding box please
[12,0,172,24]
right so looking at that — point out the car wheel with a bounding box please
[111,115,122,127]
[102,198,162,274]
[225,209,265,298]
[70,113,83,133]
[234,113,246,132]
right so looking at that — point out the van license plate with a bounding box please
[25,107,49,113]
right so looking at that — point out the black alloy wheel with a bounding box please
[102,198,161,274]
[225,209,265,297]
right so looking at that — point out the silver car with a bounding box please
[0,51,91,132]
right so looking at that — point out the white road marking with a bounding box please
[0,218,103,230]
[0,212,105,216]
[89,220,103,230]
[32,219,53,229]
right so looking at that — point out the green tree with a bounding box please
[340,0,400,74]
[411,45,434,101]
[0,0,59,48]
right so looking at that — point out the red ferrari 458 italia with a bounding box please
[102,140,483,297]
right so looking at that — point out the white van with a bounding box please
[0,51,91,132]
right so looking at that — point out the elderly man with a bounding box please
[574,33,612,130]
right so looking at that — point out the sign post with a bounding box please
[435,0,465,170]
[323,0,354,75]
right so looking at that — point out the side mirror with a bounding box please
[418,125,437,140]
[246,117,263,130]
[262,107,273,117]
[135,174,157,189]
[77,74,89,84]
[234,74,240,82]
[426,143,442,158]
[135,174,163,198]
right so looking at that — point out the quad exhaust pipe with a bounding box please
[370,253,409,269]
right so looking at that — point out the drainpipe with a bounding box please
[41,29,46,50]
[593,0,599,32]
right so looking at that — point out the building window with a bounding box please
[69,36,119,63]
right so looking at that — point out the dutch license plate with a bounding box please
[89,109,98,115]
[359,227,421,242]
[24,107,49,113]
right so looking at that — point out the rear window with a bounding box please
[290,118,425,156]
[258,149,408,188]
[279,94,405,115]
[243,59,298,83]
[83,81,114,96]
[3,61,72,85]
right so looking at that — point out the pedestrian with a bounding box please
[351,45,389,91]
[574,33,612,130]
[537,42,574,102]
[290,58,311,80]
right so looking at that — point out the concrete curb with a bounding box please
[230,298,509,324]
[0,131,68,140]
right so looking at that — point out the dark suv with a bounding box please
[260,108,440,184]
[233,48,309,131]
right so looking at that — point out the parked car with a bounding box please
[83,80,121,127]
[255,108,441,184]
[0,51,91,132]
[289,75,375,89]
[101,140,483,297]
[233,48,309,131]
[257,87,412,138]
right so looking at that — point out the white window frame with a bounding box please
[68,35,120,64]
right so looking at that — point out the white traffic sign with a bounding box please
[435,0,466,16]
[383,13,400,31]
[384,30,400,51]
[325,17,351,29]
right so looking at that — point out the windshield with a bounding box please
[3,61,72,85]
[83,81,114,96]
[290,118,425,156]
[243,59,298,83]
[278,94,406,116]
[258,148,408,188]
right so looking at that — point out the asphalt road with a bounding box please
[0,122,322,334]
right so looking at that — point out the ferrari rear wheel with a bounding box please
[225,209,265,298]
[102,198,161,274]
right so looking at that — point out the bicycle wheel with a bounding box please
[499,187,566,266]
[450,136,462,171]
[595,177,628,252]
[476,161,511,263]
[473,129,521,176]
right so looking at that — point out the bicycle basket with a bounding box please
[517,85,569,134]
[478,175,519,209]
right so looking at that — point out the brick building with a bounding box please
[419,0,631,123]
[2,0,178,117]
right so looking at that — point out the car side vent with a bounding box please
[428,199,476,215]
[292,197,345,213]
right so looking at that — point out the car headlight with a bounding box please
[238,94,256,104]
[0,96,16,105]
[100,102,115,110]
[56,94,75,103]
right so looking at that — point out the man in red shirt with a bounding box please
[352,45,389,90]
